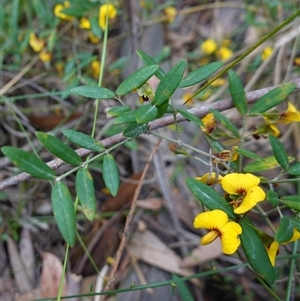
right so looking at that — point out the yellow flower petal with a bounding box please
[99,4,117,30]
[288,229,300,242]
[217,47,233,61]
[201,113,215,134]
[54,3,74,21]
[91,60,100,79]
[278,102,300,123]
[194,209,228,230]
[29,33,45,52]
[164,7,177,23]
[80,17,91,29]
[234,186,265,214]
[201,230,219,245]
[88,31,100,44]
[39,51,52,63]
[221,173,261,195]
[266,241,279,266]
[220,221,242,254]
[201,39,217,55]
[261,46,273,61]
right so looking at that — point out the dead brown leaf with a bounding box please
[180,239,222,268]
[129,229,194,277]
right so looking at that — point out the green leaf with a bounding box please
[244,156,294,173]
[1,146,55,180]
[76,168,96,221]
[209,109,240,138]
[240,220,275,283]
[136,50,166,81]
[123,123,147,138]
[152,60,187,106]
[113,111,137,124]
[103,154,120,197]
[135,104,158,124]
[177,109,204,126]
[267,190,279,207]
[36,132,82,166]
[179,62,223,88]
[116,65,159,96]
[62,129,105,152]
[228,70,247,115]
[248,83,296,115]
[155,101,170,118]
[107,105,131,117]
[235,148,263,161]
[275,217,294,243]
[186,178,234,219]
[51,182,76,246]
[71,86,115,99]
[287,162,300,175]
[268,134,289,170]
[290,218,300,232]
[280,196,300,211]
[205,136,225,153]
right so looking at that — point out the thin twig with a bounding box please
[0,78,299,191]
[102,139,162,295]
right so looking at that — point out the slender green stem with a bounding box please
[76,231,100,274]
[192,10,300,98]
[286,240,298,301]
[57,243,69,301]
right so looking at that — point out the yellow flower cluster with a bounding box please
[261,46,273,61]
[201,39,233,61]
[193,173,266,254]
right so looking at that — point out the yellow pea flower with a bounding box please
[194,209,242,255]
[221,173,266,214]
[91,60,100,79]
[164,6,177,23]
[99,4,117,30]
[261,46,273,61]
[278,102,300,123]
[29,33,45,52]
[80,18,91,30]
[217,47,233,61]
[266,229,300,266]
[54,1,74,21]
[88,31,101,44]
[201,39,217,55]
[39,51,52,63]
[201,113,216,134]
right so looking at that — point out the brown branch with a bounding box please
[101,139,162,296]
[0,78,299,191]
